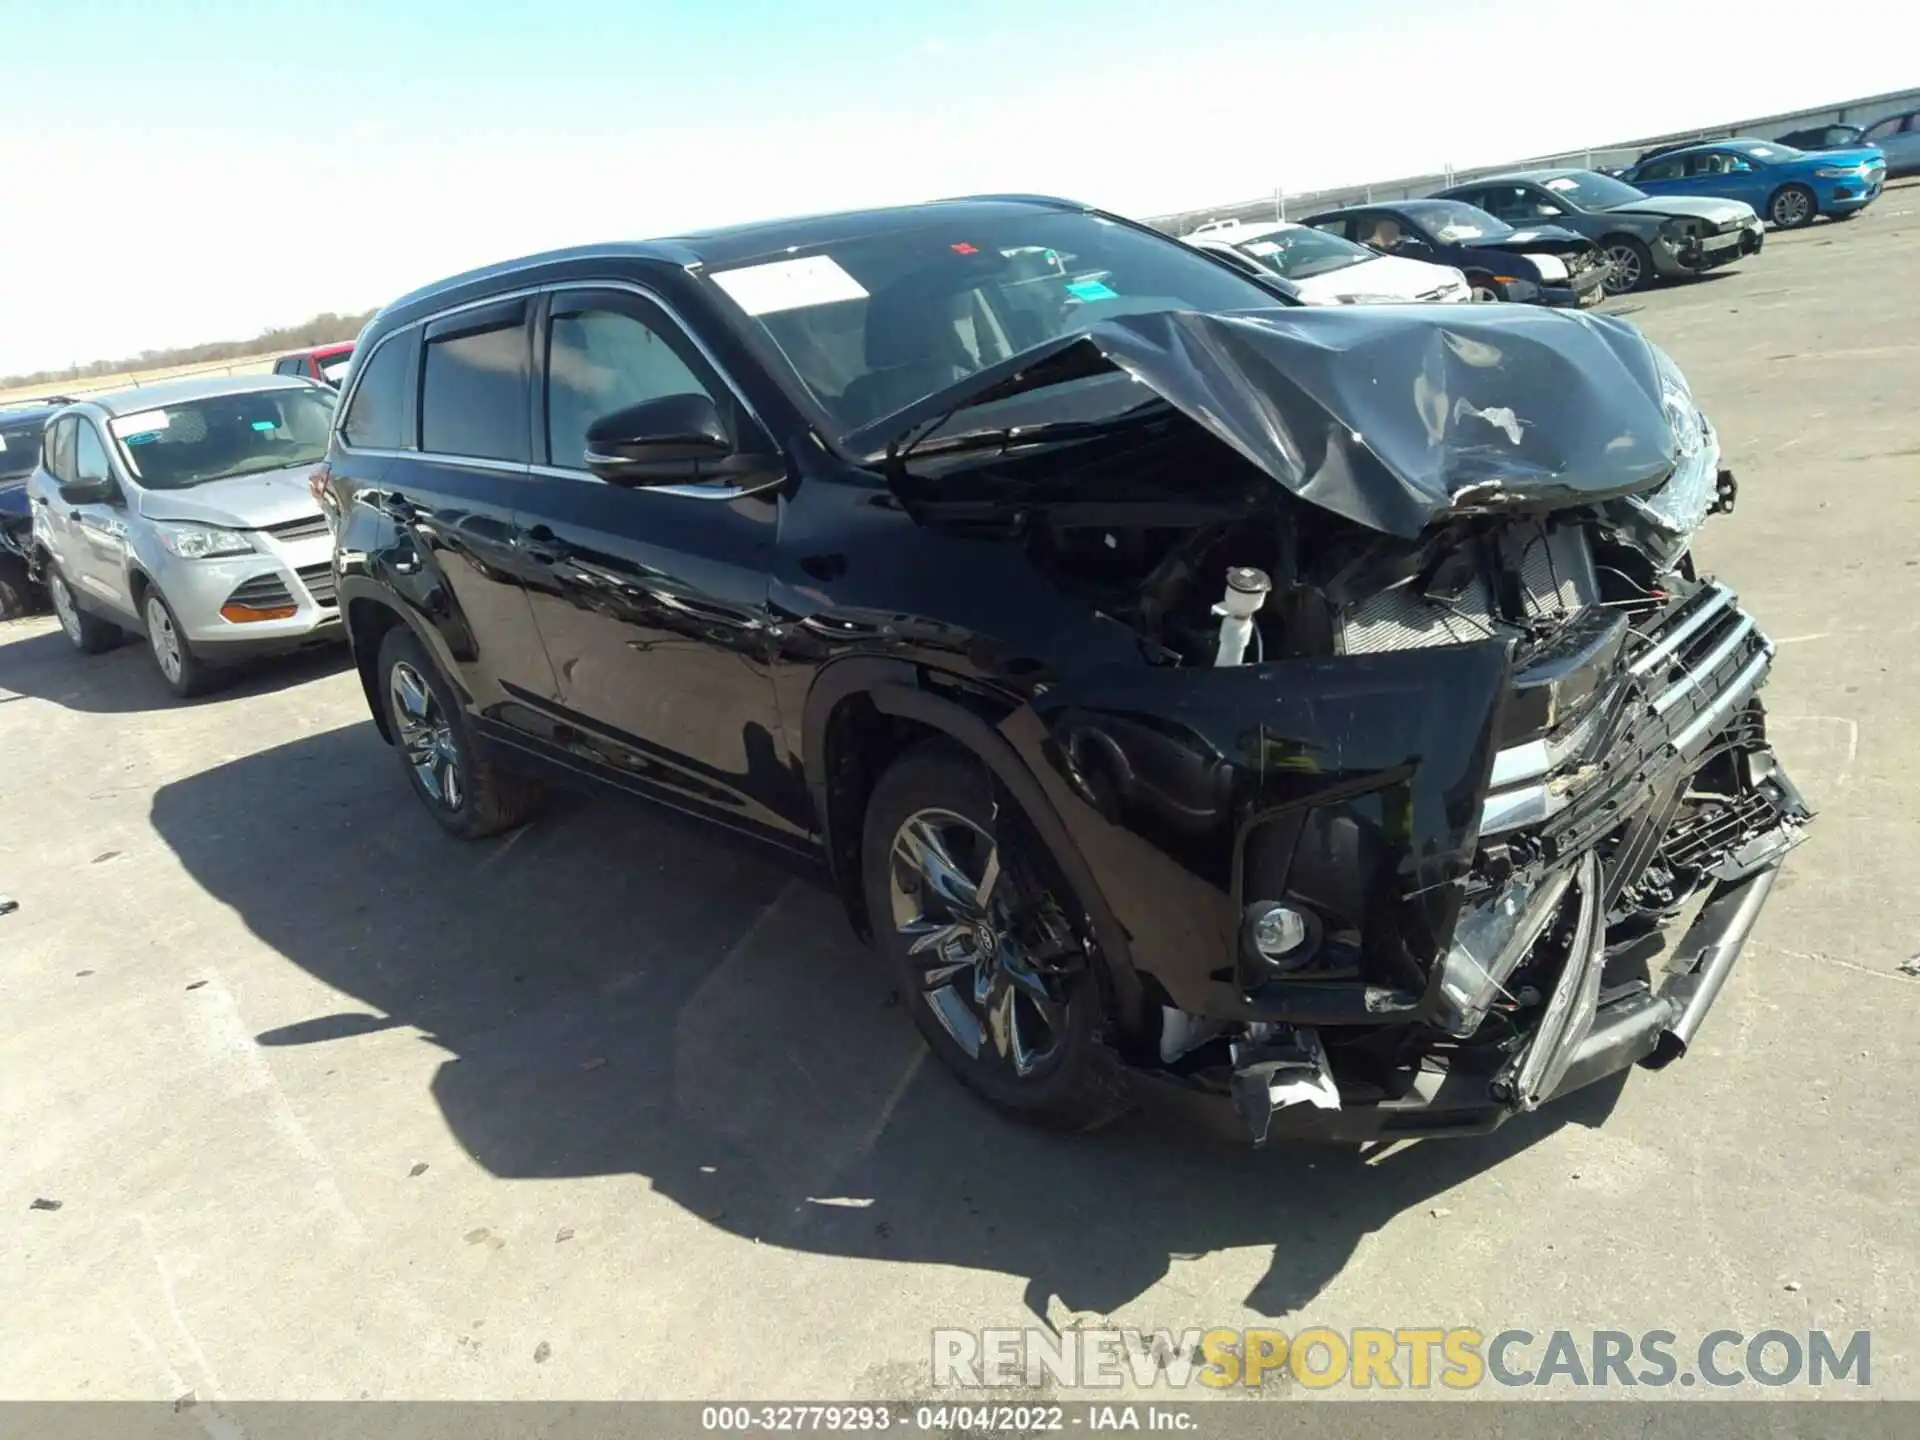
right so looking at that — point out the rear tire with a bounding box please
[861,740,1129,1132]
[47,568,120,654]
[143,590,213,699]
[1768,184,1817,229]
[376,625,542,839]
[1601,235,1653,295]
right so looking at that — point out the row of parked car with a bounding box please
[0,186,1817,1149]
[1177,127,1898,305]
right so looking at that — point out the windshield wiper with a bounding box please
[892,401,1167,469]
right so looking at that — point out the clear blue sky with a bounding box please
[2,0,1914,375]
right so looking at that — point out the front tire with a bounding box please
[1602,235,1654,295]
[143,590,213,699]
[376,625,541,839]
[47,568,120,654]
[1466,273,1503,302]
[1769,184,1817,229]
[861,741,1129,1131]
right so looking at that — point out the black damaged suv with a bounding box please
[319,196,1808,1144]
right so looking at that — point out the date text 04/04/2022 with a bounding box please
[699,1405,1197,1432]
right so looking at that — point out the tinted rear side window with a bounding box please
[421,318,529,463]
[342,336,413,450]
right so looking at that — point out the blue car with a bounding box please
[1618,137,1885,229]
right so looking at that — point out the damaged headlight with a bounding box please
[1627,343,1721,540]
[1433,867,1576,1037]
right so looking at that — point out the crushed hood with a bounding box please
[137,463,324,530]
[1605,194,1755,224]
[867,305,1679,539]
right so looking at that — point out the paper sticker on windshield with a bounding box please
[1545,177,1579,191]
[711,256,869,315]
[0,435,7,452]
[1067,279,1119,301]
[1749,146,1773,157]
[110,410,171,439]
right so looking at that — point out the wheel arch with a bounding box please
[802,657,1145,1030]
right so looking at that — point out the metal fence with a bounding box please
[1149,85,1920,234]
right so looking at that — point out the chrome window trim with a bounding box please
[408,452,531,478]
[525,462,781,503]
[333,276,772,484]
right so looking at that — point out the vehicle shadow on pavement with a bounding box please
[0,618,351,713]
[150,723,1623,1323]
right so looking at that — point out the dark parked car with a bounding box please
[1776,122,1867,152]
[1433,170,1764,295]
[320,196,1807,1145]
[1300,200,1608,306]
[0,400,65,617]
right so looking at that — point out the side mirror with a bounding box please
[58,478,115,505]
[583,393,735,485]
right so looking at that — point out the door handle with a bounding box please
[521,524,573,565]
[374,490,420,523]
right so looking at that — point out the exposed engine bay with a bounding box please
[885,305,1811,1144]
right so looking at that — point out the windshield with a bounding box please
[1408,202,1513,243]
[1541,171,1648,209]
[1226,227,1374,280]
[706,210,1286,434]
[0,420,46,481]
[110,387,337,491]
[1739,141,1803,162]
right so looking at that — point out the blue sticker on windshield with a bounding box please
[124,432,160,445]
[251,420,277,431]
[1067,279,1118,301]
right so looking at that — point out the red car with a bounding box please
[271,341,355,388]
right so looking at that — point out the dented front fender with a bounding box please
[1006,640,1512,1021]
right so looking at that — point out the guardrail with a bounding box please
[1150,85,1920,234]
[0,354,280,409]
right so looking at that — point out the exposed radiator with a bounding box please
[1335,522,1598,656]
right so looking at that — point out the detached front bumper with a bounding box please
[1655,226,1752,277]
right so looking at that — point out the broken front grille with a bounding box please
[1478,581,1776,842]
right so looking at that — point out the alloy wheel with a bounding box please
[390,660,464,810]
[50,573,81,644]
[1604,243,1642,294]
[1470,283,1501,303]
[145,597,183,683]
[1771,189,1812,227]
[888,808,1070,1079]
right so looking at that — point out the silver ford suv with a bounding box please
[27,374,342,697]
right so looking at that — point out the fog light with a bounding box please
[1242,901,1315,975]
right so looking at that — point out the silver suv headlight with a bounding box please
[154,520,255,560]
[1628,343,1720,539]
